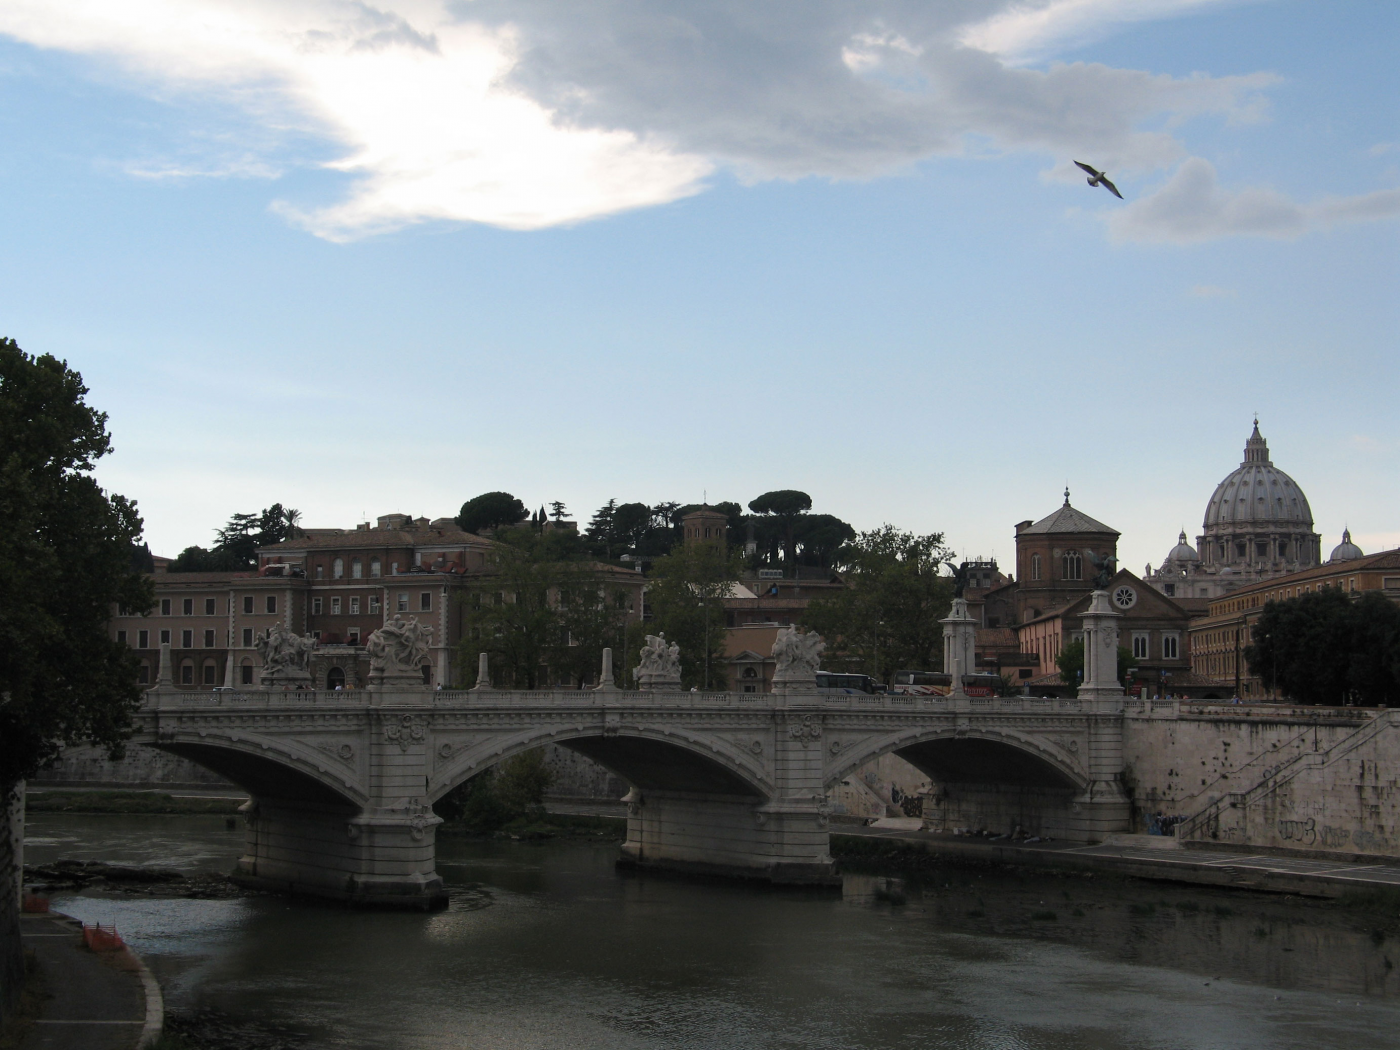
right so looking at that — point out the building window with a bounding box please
[352,559,363,579]
[203,629,215,647]
[398,593,409,612]
[420,592,431,612]
[316,565,324,579]
[180,662,194,685]
[370,558,381,578]
[1031,553,1041,581]
[180,597,191,615]
[1256,541,1269,557]
[203,662,217,685]
[348,629,360,645]
[139,663,150,684]
[266,596,277,614]
[138,629,149,649]
[333,558,344,579]
[350,597,360,615]
[161,598,171,616]
[1164,583,1175,596]
[369,595,381,614]
[242,628,253,647]
[205,597,217,615]
[117,629,127,645]
[1163,634,1180,660]
[313,597,323,615]
[1235,542,1246,558]
[181,629,193,648]
[1132,634,1149,660]
[391,562,398,575]
[332,597,342,615]
[243,595,254,614]
[1278,540,1289,558]
[160,629,171,645]
[241,662,254,685]
[1062,551,1082,581]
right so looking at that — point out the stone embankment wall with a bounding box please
[32,744,234,790]
[1123,701,1399,860]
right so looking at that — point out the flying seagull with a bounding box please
[1074,161,1123,200]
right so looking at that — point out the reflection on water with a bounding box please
[26,813,1400,1050]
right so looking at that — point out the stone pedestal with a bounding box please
[1070,589,1130,836]
[635,671,682,691]
[941,597,978,695]
[260,669,312,689]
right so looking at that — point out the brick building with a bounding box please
[110,513,645,689]
[1188,545,1400,699]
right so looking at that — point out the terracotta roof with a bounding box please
[1021,499,1118,536]
[150,571,256,583]
[259,528,496,553]
[1210,547,1400,605]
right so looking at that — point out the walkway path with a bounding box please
[18,911,160,1050]
[836,825,1400,897]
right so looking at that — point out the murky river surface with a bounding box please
[24,812,1400,1049]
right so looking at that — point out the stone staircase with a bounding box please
[1176,709,1398,852]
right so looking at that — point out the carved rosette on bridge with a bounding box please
[256,624,315,687]
[771,627,824,695]
[634,633,682,690]
[940,597,977,698]
[366,615,433,688]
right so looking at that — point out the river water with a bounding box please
[24,812,1400,1050]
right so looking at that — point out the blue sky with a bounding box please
[0,0,1395,573]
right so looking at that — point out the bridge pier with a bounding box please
[233,796,446,909]
[619,789,835,885]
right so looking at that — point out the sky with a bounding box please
[0,0,1395,574]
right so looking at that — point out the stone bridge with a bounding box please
[131,675,1130,908]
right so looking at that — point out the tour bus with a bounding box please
[814,672,882,694]
[888,670,1001,697]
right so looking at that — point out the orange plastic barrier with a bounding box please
[82,923,124,952]
[21,894,49,914]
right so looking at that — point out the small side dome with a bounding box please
[1328,528,1364,563]
[1164,530,1200,567]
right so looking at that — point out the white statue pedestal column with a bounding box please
[940,597,978,698]
[1070,588,1130,839]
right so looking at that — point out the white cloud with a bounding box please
[958,0,1252,65]
[1109,157,1400,243]
[0,0,1311,239]
[0,0,711,237]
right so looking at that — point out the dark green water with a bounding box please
[23,813,1400,1049]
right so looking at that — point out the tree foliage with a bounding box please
[1245,589,1400,705]
[457,528,631,688]
[433,748,554,832]
[748,489,812,576]
[804,526,953,683]
[0,340,153,1021]
[456,491,528,535]
[1055,640,1135,688]
[641,542,742,690]
[169,503,301,571]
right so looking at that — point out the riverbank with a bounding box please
[26,791,245,815]
[832,826,1400,903]
[13,909,161,1050]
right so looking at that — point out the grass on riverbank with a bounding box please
[25,791,245,815]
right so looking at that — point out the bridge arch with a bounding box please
[430,724,773,803]
[825,726,1088,796]
[142,730,366,809]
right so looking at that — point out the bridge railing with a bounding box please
[155,690,356,706]
[431,689,770,706]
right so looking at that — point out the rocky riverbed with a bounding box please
[24,859,256,899]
